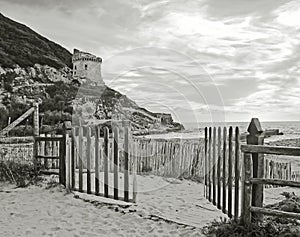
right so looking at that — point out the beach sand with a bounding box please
[0,177,206,237]
[1,174,299,237]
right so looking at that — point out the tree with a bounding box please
[0,104,9,129]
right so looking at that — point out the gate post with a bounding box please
[33,103,39,169]
[33,103,39,137]
[60,121,72,186]
[247,118,264,222]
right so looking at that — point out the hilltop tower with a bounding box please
[72,49,104,85]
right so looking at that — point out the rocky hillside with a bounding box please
[0,13,183,136]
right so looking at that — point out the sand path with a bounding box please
[0,181,205,237]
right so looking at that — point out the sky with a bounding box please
[1,0,300,125]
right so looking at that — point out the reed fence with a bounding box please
[131,138,205,179]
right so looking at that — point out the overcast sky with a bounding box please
[1,0,300,124]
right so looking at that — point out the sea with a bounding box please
[146,121,300,141]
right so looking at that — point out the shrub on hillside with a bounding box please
[9,125,33,136]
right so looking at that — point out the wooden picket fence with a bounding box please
[240,118,300,224]
[63,124,137,203]
[203,119,300,221]
[204,126,241,219]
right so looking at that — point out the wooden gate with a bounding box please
[62,122,137,203]
[203,125,241,219]
[34,134,66,185]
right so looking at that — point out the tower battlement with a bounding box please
[72,57,102,63]
[72,49,104,85]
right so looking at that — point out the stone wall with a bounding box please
[0,143,33,163]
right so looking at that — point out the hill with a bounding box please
[0,13,72,69]
[0,12,183,136]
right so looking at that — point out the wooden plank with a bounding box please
[124,127,129,202]
[71,128,76,190]
[103,127,109,198]
[73,191,134,206]
[0,107,35,136]
[86,127,92,194]
[208,127,212,202]
[78,126,83,192]
[35,137,64,142]
[36,155,60,160]
[133,142,138,203]
[59,131,66,186]
[217,127,221,210]
[250,178,300,188]
[212,127,216,205]
[234,127,240,220]
[65,134,71,190]
[246,118,264,222]
[241,145,300,156]
[241,152,252,225]
[40,170,59,175]
[222,127,227,214]
[44,134,50,169]
[95,126,100,196]
[250,207,300,219]
[113,127,119,200]
[228,127,233,218]
[204,127,208,198]
[72,189,134,203]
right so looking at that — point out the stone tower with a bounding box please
[72,49,104,85]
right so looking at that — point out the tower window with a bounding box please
[85,65,88,70]
[74,66,77,70]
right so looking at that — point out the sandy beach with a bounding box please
[0,177,207,237]
[1,173,299,237]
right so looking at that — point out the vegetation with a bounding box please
[203,192,300,237]
[0,13,72,69]
[0,160,41,187]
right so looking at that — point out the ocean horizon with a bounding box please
[146,121,300,140]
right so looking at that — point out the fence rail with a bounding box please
[241,118,300,224]
[241,144,300,156]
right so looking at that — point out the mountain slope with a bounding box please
[0,13,72,69]
[0,13,183,135]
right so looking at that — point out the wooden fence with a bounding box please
[131,138,205,179]
[264,159,292,188]
[61,123,137,203]
[292,171,300,181]
[241,118,300,224]
[204,126,241,219]
[203,119,299,221]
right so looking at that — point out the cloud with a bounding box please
[0,0,299,122]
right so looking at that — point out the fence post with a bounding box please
[61,121,72,186]
[33,103,39,137]
[247,118,264,222]
[33,103,39,169]
[241,152,252,225]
